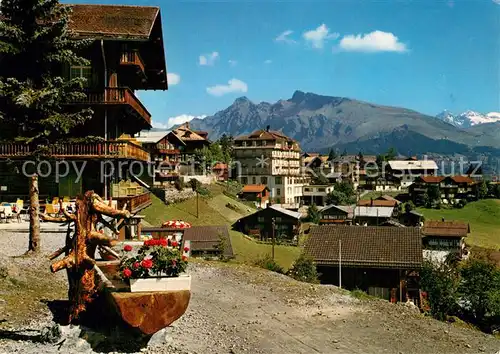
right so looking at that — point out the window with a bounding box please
[318,188,325,192]
[252,177,257,184]
[257,217,265,223]
[275,217,282,222]
[70,65,92,87]
[277,188,281,196]
[275,177,282,184]
[241,177,248,184]
[261,177,268,184]
[262,140,267,146]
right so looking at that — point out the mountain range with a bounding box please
[436,110,500,128]
[184,91,500,161]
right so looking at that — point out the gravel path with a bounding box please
[1,230,500,354]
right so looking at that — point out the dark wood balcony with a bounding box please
[0,141,150,162]
[115,192,152,214]
[74,87,151,126]
[158,149,181,155]
[120,51,145,74]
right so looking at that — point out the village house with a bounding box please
[409,175,476,205]
[237,184,270,208]
[318,205,354,225]
[212,163,229,181]
[357,198,399,208]
[0,4,168,219]
[353,206,396,226]
[301,184,335,206]
[305,225,422,304]
[386,160,438,188]
[233,204,301,241]
[182,225,234,259]
[363,175,403,192]
[171,123,211,163]
[233,127,308,208]
[421,220,470,263]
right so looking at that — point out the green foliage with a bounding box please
[478,180,489,199]
[420,261,460,321]
[189,178,201,192]
[459,258,500,328]
[351,289,373,300]
[427,185,441,204]
[218,134,234,164]
[310,170,329,185]
[174,178,185,191]
[306,203,320,224]
[0,0,93,144]
[405,201,415,214]
[254,254,285,274]
[287,253,318,283]
[325,181,356,205]
[197,186,211,197]
[328,148,337,161]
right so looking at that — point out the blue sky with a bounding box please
[67,0,500,128]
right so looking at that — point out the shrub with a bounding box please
[174,179,185,191]
[287,253,319,283]
[254,254,284,274]
[197,186,211,197]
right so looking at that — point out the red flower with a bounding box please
[141,259,153,269]
[182,255,188,262]
[172,260,177,267]
[143,240,151,247]
[133,262,140,269]
[122,268,132,278]
[183,246,190,252]
[172,241,179,247]
[123,245,133,252]
[160,238,168,247]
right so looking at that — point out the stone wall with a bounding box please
[152,187,196,205]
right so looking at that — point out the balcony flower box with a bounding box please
[119,238,191,293]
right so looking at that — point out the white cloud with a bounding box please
[275,30,296,44]
[264,59,272,64]
[199,51,219,66]
[228,59,237,67]
[167,73,180,86]
[493,0,500,4]
[303,24,339,49]
[152,114,208,130]
[338,30,407,53]
[206,78,248,97]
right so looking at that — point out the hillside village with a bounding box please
[0,1,500,353]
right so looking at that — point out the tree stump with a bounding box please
[43,190,130,321]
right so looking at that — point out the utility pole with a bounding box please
[28,174,40,253]
[271,217,276,260]
[339,238,342,289]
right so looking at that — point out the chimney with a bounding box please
[185,121,190,129]
[266,125,270,132]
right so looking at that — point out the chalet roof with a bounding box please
[319,205,354,219]
[68,4,159,40]
[449,176,475,184]
[422,220,470,237]
[172,124,209,143]
[354,206,394,218]
[357,199,398,207]
[269,205,302,219]
[377,195,401,204]
[134,131,171,144]
[234,129,296,142]
[303,156,319,165]
[304,225,423,269]
[388,160,438,171]
[240,184,268,193]
[418,176,444,183]
[183,225,233,258]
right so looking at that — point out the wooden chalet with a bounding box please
[357,198,399,208]
[409,175,476,205]
[318,205,353,225]
[170,122,210,163]
[233,204,301,241]
[422,220,470,261]
[305,225,423,304]
[0,4,169,216]
[182,225,234,259]
[238,184,270,208]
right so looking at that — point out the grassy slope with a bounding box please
[143,190,301,270]
[418,199,500,249]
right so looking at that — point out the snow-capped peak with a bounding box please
[436,109,500,128]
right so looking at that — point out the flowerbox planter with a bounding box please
[129,274,191,292]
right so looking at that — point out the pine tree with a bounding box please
[0,0,93,144]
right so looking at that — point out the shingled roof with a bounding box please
[182,225,233,258]
[68,4,160,40]
[422,220,470,237]
[304,225,422,269]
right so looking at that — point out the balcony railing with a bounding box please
[158,149,181,155]
[120,51,145,73]
[75,87,151,126]
[0,141,150,162]
[115,192,152,214]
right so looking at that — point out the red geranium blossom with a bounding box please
[123,245,133,252]
[172,241,179,247]
[133,262,140,269]
[122,268,132,278]
[160,238,168,247]
[183,246,190,252]
[141,259,154,269]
